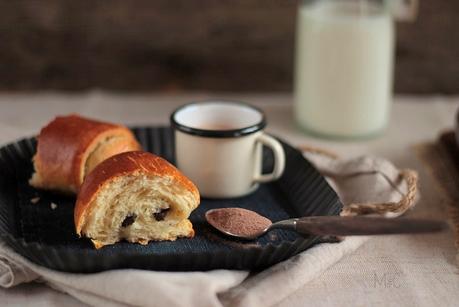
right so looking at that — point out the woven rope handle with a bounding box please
[341,169,418,216]
[298,145,419,217]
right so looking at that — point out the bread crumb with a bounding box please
[50,203,58,210]
[30,197,40,204]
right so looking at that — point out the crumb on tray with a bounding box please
[30,197,40,204]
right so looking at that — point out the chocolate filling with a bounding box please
[121,214,137,227]
[153,208,170,221]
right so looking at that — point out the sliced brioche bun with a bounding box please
[74,151,200,248]
[29,114,141,193]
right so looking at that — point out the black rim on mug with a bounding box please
[170,100,267,138]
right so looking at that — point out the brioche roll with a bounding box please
[74,151,200,248]
[29,114,141,193]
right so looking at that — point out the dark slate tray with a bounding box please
[0,126,342,273]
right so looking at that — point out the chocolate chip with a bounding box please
[153,208,170,221]
[121,214,137,227]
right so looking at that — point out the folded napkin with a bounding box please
[0,149,417,307]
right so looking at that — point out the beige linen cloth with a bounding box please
[0,150,416,307]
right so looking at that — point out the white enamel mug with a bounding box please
[171,101,286,198]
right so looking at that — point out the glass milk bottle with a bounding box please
[294,0,395,138]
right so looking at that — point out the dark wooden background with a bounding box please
[0,0,458,93]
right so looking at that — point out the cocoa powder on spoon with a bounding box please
[206,208,272,238]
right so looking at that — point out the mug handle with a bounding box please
[253,133,286,183]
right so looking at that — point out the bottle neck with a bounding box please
[300,0,390,18]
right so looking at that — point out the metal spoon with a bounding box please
[205,208,448,240]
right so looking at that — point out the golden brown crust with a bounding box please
[30,114,141,193]
[74,151,200,235]
[91,239,105,249]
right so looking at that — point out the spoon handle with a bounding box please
[294,216,448,236]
